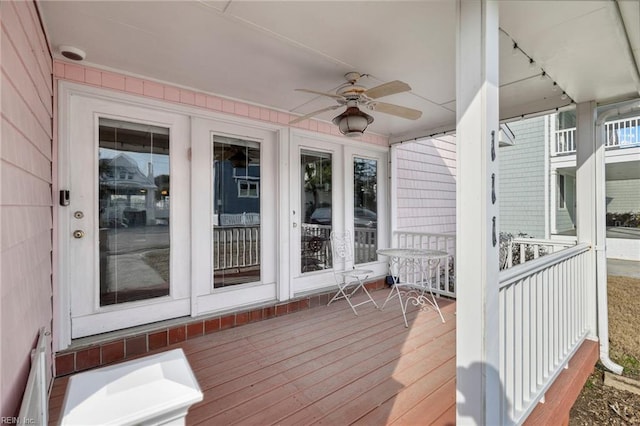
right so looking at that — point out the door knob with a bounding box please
[73,230,85,239]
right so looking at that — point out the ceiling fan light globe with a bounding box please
[332,107,374,137]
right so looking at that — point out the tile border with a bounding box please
[53,60,389,147]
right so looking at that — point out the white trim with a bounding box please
[277,129,291,300]
[544,115,550,239]
[575,101,599,338]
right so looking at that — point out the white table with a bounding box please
[377,248,448,327]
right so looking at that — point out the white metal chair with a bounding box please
[327,231,379,315]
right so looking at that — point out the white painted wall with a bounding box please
[0,1,53,417]
[393,135,456,234]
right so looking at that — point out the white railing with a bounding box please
[393,231,456,298]
[218,212,260,226]
[19,328,48,426]
[503,238,576,269]
[213,226,260,270]
[605,116,640,148]
[554,127,576,154]
[354,227,377,264]
[554,115,640,155]
[498,243,591,424]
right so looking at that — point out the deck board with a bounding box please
[49,290,457,426]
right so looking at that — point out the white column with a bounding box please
[574,101,598,338]
[550,169,558,235]
[390,144,398,246]
[544,115,551,239]
[455,1,501,424]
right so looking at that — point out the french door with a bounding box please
[191,118,278,313]
[62,95,191,338]
[290,134,388,295]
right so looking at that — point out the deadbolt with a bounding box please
[73,211,84,219]
[73,230,85,239]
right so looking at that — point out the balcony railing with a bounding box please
[498,243,591,424]
[554,127,576,154]
[554,115,640,155]
[392,231,456,298]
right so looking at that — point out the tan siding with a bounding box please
[0,0,53,418]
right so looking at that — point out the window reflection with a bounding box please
[212,136,261,288]
[301,151,333,273]
[98,119,170,306]
[354,158,378,264]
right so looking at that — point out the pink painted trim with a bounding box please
[53,60,389,145]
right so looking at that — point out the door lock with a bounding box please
[73,230,85,239]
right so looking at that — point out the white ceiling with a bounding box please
[39,1,640,141]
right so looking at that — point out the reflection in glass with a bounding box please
[301,151,333,273]
[354,158,378,263]
[212,136,261,288]
[98,119,170,306]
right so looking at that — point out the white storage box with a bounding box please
[60,349,202,425]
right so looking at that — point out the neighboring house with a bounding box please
[498,117,549,239]
[550,110,640,260]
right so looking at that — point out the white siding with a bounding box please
[394,136,456,234]
[0,1,53,418]
[606,179,640,213]
[499,117,547,238]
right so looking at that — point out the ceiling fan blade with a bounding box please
[364,80,411,99]
[295,88,344,100]
[289,105,340,124]
[371,102,422,120]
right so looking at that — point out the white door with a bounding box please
[290,135,344,294]
[289,134,389,296]
[62,95,191,338]
[191,118,278,313]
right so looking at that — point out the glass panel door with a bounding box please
[300,150,333,273]
[98,118,171,305]
[212,136,261,287]
[353,157,378,264]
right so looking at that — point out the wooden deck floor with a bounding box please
[49,290,456,425]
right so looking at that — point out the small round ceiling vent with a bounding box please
[59,45,86,61]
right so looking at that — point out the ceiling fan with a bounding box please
[290,72,422,137]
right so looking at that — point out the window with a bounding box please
[238,180,259,198]
[354,157,378,264]
[212,136,261,287]
[558,174,566,209]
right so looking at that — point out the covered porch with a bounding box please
[3,0,640,425]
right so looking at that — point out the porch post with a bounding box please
[550,169,558,234]
[574,101,599,338]
[455,1,501,424]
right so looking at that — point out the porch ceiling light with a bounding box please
[59,45,86,61]
[332,101,374,137]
